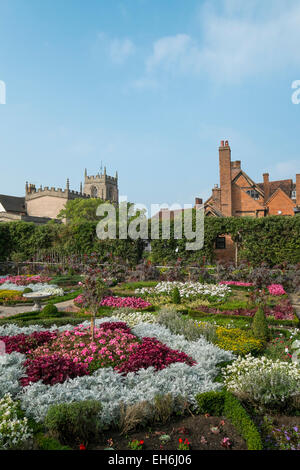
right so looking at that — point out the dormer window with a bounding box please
[246,189,260,200]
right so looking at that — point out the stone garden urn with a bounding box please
[23,292,52,312]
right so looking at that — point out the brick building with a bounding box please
[202,140,300,261]
[205,140,299,218]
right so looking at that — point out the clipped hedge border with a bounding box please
[195,390,263,450]
[0,317,88,328]
[190,310,299,327]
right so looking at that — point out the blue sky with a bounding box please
[0,0,300,209]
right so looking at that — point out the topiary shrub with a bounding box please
[41,304,60,317]
[44,400,102,446]
[23,288,33,294]
[252,306,269,342]
[171,287,181,304]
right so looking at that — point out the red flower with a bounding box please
[79,444,86,450]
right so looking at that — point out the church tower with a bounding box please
[83,167,119,203]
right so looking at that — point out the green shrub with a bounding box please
[23,288,33,294]
[45,400,102,446]
[35,433,71,450]
[223,392,263,450]
[196,390,225,416]
[41,304,60,317]
[157,308,218,343]
[195,390,263,450]
[171,287,181,304]
[252,306,269,342]
[0,317,87,328]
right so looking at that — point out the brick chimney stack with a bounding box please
[231,161,241,170]
[195,197,203,206]
[219,140,232,216]
[296,174,300,206]
[263,173,270,203]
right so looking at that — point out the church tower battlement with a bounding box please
[83,167,119,202]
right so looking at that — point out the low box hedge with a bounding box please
[195,390,263,450]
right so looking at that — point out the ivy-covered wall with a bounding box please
[150,216,300,266]
[0,215,299,266]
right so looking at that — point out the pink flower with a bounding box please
[267,284,286,296]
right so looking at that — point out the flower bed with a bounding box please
[214,326,264,356]
[0,394,32,449]
[74,294,152,310]
[0,275,52,286]
[0,331,57,354]
[219,281,253,287]
[0,319,233,427]
[219,281,287,296]
[223,355,300,410]
[100,296,152,309]
[110,310,157,326]
[196,298,295,320]
[135,281,231,301]
[4,322,196,384]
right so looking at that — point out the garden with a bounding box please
[0,255,300,452]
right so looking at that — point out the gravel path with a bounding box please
[0,299,77,319]
[289,293,300,321]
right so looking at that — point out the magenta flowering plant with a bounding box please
[29,324,140,372]
[0,331,57,354]
[0,275,52,286]
[267,284,286,296]
[115,337,196,375]
[219,281,253,287]
[74,295,152,310]
[20,354,89,386]
[100,296,152,309]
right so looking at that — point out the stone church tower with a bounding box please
[83,167,119,203]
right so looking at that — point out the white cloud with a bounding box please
[139,0,300,83]
[96,33,136,65]
[108,38,136,64]
[146,34,195,73]
[132,77,160,90]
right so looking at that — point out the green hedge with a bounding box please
[0,221,144,265]
[195,390,263,450]
[0,317,87,328]
[0,216,299,266]
[150,215,300,266]
[190,310,300,327]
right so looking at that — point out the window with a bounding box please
[91,186,97,198]
[292,190,296,200]
[246,189,260,200]
[215,236,226,249]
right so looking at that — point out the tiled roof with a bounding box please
[257,179,293,198]
[0,195,26,213]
